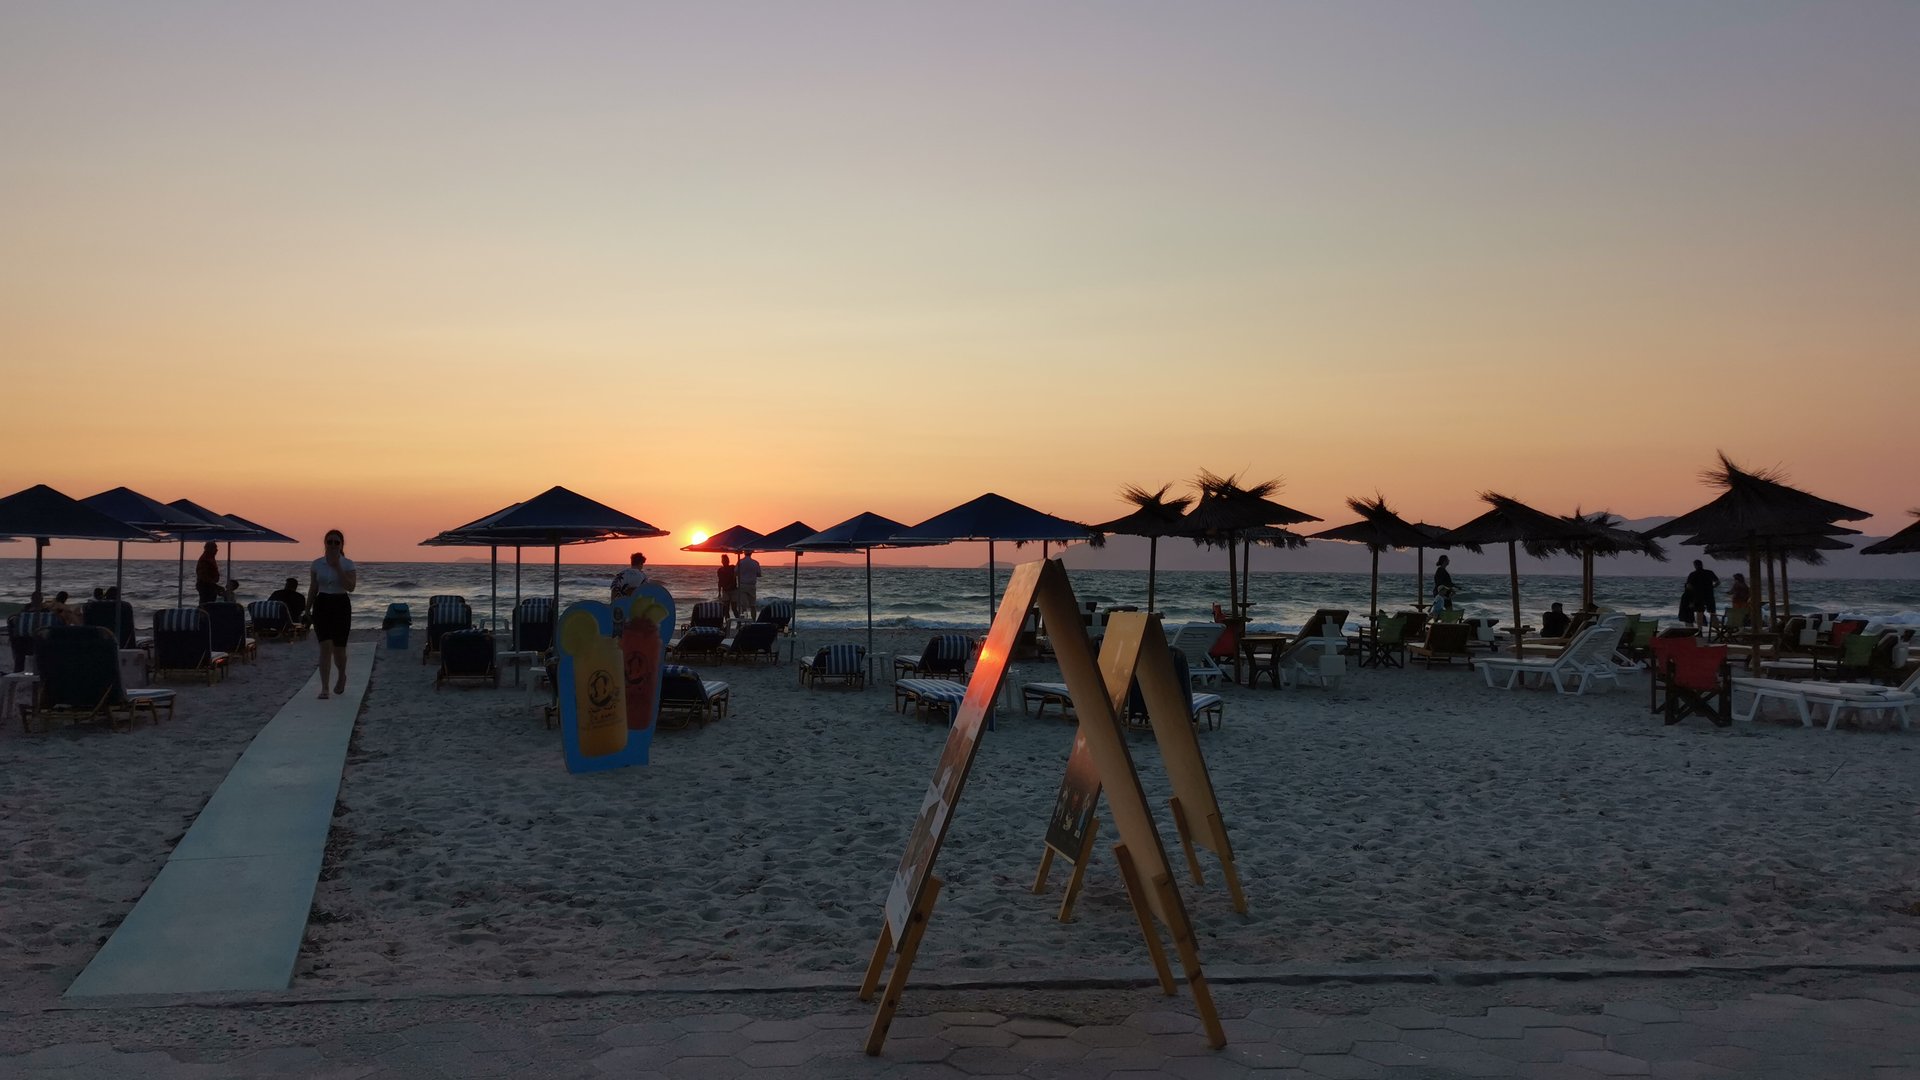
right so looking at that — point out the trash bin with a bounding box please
[382,603,412,651]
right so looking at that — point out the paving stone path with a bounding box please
[6,974,1918,1078]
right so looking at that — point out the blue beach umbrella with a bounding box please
[790,512,934,677]
[165,499,264,607]
[0,484,157,598]
[756,520,816,631]
[81,487,202,638]
[432,486,667,648]
[893,493,1092,626]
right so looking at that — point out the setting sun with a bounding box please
[688,529,709,547]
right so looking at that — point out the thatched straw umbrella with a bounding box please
[1185,471,1320,621]
[1643,454,1870,662]
[1443,492,1594,656]
[1088,484,1193,614]
[1524,509,1666,611]
[1308,495,1435,620]
[1861,510,1920,556]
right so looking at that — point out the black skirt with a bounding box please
[313,592,351,646]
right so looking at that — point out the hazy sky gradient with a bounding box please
[5,2,1916,562]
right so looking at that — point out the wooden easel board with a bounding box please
[1111,612,1248,914]
[1033,729,1101,920]
[863,559,1223,1053]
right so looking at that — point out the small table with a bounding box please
[1237,633,1291,688]
[498,650,541,689]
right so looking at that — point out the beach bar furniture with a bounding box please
[799,643,865,689]
[1649,637,1733,727]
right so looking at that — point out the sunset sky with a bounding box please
[4,2,1916,565]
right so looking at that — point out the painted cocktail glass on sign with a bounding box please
[616,584,674,736]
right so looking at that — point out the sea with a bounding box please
[8,556,1920,634]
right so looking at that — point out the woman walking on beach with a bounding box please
[309,528,358,700]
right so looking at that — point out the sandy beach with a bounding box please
[5,622,1916,1012]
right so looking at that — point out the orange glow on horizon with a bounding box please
[688,529,709,547]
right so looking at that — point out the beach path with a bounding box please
[65,644,374,997]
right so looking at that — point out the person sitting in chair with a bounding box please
[1541,602,1570,638]
[270,577,307,623]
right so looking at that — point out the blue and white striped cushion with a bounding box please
[661,663,699,680]
[429,597,470,625]
[759,599,793,623]
[820,643,864,674]
[691,601,727,625]
[247,600,288,623]
[900,679,967,707]
[678,627,725,648]
[519,597,555,622]
[932,634,971,665]
[155,607,204,632]
[14,612,60,636]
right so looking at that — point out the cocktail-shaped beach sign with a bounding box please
[557,585,672,774]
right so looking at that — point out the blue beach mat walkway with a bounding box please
[65,644,375,997]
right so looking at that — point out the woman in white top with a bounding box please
[309,528,358,699]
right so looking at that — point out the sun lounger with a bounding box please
[83,600,147,649]
[1166,623,1225,687]
[203,601,257,663]
[798,644,865,689]
[422,596,472,664]
[1479,620,1627,695]
[151,607,229,685]
[669,626,728,662]
[245,600,294,643]
[29,624,176,732]
[434,629,498,689]
[1124,649,1223,730]
[754,599,793,633]
[894,633,973,681]
[721,621,781,662]
[1732,667,1919,731]
[1408,622,1475,670]
[9,611,60,673]
[895,678,985,727]
[687,600,727,631]
[660,664,729,726]
[1021,681,1076,720]
[513,597,556,653]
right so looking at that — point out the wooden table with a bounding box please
[1237,633,1292,688]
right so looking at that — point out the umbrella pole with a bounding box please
[791,552,800,634]
[986,540,997,628]
[1147,536,1158,615]
[225,541,233,595]
[177,541,185,608]
[866,547,875,687]
[489,546,499,631]
[513,546,523,650]
[1780,556,1792,623]
[1582,550,1594,610]
[1369,548,1379,619]
[1508,540,1524,658]
[115,541,125,644]
[1241,539,1253,617]
[35,537,46,596]
[1417,547,1426,610]
[1746,543,1763,672]
[1762,545,1774,630]
[1225,536,1238,619]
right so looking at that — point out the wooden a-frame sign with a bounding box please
[860,559,1224,1055]
[1034,612,1248,921]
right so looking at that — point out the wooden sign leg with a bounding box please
[1031,848,1056,895]
[1168,796,1206,886]
[1152,875,1228,1049]
[1056,818,1100,923]
[1111,844,1176,996]
[864,877,943,1056]
[858,923,894,1002]
[1208,810,1249,915]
